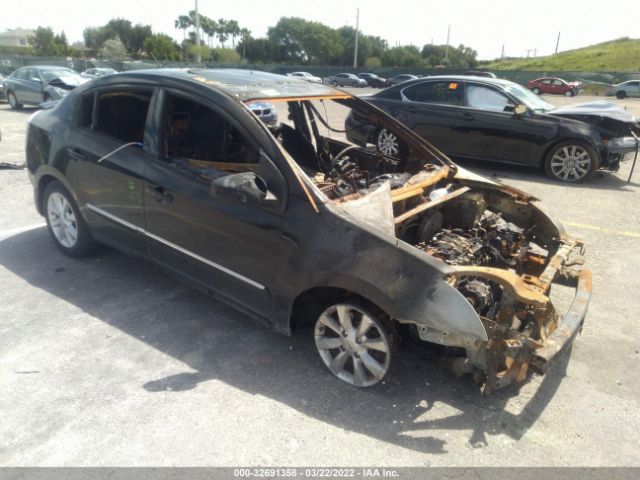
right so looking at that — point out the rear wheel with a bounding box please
[616,90,626,99]
[43,181,98,257]
[544,141,599,183]
[314,302,395,387]
[532,87,540,95]
[7,90,22,110]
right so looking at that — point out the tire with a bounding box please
[43,181,98,257]
[564,90,574,97]
[544,140,599,183]
[532,87,540,95]
[43,93,52,102]
[314,302,396,387]
[616,90,626,99]
[7,90,23,110]
[376,128,405,158]
[331,80,338,87]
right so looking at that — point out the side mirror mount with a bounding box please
[514,104,528,116]
[210,171,278,207]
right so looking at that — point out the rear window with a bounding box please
[78,93,95,128]
[95,89,152,144]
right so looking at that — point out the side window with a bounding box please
[466,84,511,112]
[12,69,25,80]
[403,81,463,106]
[25,68,38,81]
[163,93,259,181]
[78,93,95,128]
[542,79,552,85]
[553,79,563,86]
[95,89,151,143]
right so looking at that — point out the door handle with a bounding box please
[462,113,474,121]
[147,185,174,204]
[67,148,85,161]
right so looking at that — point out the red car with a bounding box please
[527,77,581,96]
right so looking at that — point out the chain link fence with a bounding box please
[1,54,639,86]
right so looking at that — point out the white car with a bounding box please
[286,71,323,83]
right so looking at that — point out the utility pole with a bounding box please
[534,48,537,57]
[501,44,505,58]
[353,8,359,68]
[444,24,450,61]
[555,31,560,54]
[195,0,201,63]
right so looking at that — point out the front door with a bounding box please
[143,89,287,318]
[454,82,556,166]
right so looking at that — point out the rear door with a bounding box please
[19,68,43,104]
[65,86,156,257]
[395,80,465,156]
[142,88,287,317]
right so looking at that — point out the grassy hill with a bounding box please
[486,37,640,72]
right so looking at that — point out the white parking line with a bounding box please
[0,222,46,241]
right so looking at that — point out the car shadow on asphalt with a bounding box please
[0,227,572,455]
[456,159,640,191]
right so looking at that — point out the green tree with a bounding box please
[174,15,192,42]
[100,37,127,60]
[226,20,241,48]
[364,56,381,68]
[238,27,251,59]
[213,48,241,64]
[143,34,180,61]
[267,17,344,64]
[28,27,70,56]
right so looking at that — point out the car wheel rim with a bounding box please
[315,304,391,387]
[377,129,400,156]
[565,90,572,97]
[47,192,78,248]
[550,145,592,181]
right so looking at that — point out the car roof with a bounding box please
[398,75,514,86]
[87,68,349,102]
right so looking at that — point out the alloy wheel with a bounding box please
[377,129,400,156]
[314,303,391,387]
[549,145,592,181]
[47,192,78,248]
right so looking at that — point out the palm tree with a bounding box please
[201,17,218,48]
[174,15,191,42]
[239,27,251,59]
[216,18,229,48]
[227,20,240,48]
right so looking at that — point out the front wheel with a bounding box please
[7,90,23,110]
[43,181,99,257]
[331,80,338,87]
[314,303,395,387]
[376,128,404,158]
[564,90,574,97]
[532,87,540,95]
[544,141,599,183]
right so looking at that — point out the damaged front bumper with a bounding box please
[448,238,592,394]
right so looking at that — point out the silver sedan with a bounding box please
[605,80,640,99]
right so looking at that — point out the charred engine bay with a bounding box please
[307,144,549,315]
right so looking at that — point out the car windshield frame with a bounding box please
[503,83,555,112]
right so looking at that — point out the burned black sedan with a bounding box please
[26,69,591,393]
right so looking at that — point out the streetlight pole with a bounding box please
[195,0,201,63]
[444,24,450,62]
[353,8,359,68]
